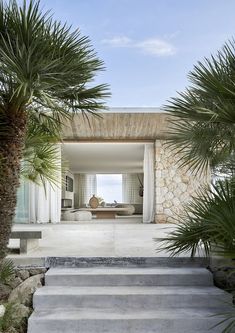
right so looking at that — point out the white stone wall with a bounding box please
[155,140,210,223]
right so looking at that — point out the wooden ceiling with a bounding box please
[62,112,171,141]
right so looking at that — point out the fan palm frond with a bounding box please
[157,180,235,257]
[0,258,14,284]
[164,40,235,173]
[166,119,235,174]
[0,0,110,119]
[166,41,235,124]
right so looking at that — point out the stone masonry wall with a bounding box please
[0,266,47,333]
[155,140,210,223]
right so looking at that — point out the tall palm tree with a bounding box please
[0,0,109,259]
[159,40,235,258]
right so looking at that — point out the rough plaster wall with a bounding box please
[155,140,210,223]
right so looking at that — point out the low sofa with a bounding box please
[62,210,92,221]
[115,204,135,216]
[115,203,143,216]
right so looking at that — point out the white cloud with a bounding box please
[101,36,176,56]
[101,36,132,47]
[136,38,176,56]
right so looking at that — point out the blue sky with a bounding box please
[42,0,235,107]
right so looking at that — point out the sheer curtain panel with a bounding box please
[29,145,61,223]
[143,143,155,223]
[77,174,97,207]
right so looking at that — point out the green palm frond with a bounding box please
[21,110,63,187]
[0,258,15,284]
[214,153,235,177]
[166,40,235,124]
[0,0,110,119]
[164,40,235,173]
[22,143,62,186]
[155,219,211,257]
[211,305,235,333]
[157,180,235,257]
[166,119,235,174]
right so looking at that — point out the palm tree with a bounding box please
[0,0,109,259]
[158,40,235,333]
[159,40,235,257]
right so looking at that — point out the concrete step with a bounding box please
[45,267,213,286]
[28,308,229,333]
[46,256,209,268]
[33,286,230,310]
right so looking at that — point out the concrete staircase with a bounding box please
[28,266,232,333]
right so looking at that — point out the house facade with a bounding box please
[61,108,210,223]
[14,108,209,224]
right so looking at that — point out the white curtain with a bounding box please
[76,174,97,207]
[143,143,155,223]
[122,174,143,203]
[29,145,61,224]
[14,179,29,223]
[29,181,61,223]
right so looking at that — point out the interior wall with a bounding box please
[61,170,75,208]
[74,174,79,208]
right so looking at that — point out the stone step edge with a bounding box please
[34,286,226,296]
[29,307,228,320]
[45,256,209,268]
[46,267,211,275]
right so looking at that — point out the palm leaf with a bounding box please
[164,40,235,173]
[211,305,235,333]
[0,0,110,119]
[166,119,235,174]
[0,258,15,284]
[157,179,235,257]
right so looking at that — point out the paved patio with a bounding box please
[8,222,179,263]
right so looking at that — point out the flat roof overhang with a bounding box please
[62,112,171,141]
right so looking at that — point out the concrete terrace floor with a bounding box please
[8,219,180,261]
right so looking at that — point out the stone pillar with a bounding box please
[155,140,210,223]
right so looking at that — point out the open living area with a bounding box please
[60,142,145,223]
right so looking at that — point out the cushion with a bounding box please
[63,211,75,221]
[116,204,135,216]
[74,211,92,221]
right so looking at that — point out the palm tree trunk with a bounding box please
[0,113,27,259]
